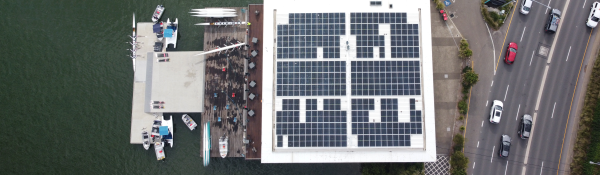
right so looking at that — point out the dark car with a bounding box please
[505,42,518,64]
[499,135,511,158]
[518,114,533,139]
[545,9,561,33]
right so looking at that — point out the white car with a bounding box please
[587,2,600,28]
[489,100,503,124]
[520,0,532,15]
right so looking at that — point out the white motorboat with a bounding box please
[219,136,228,158]
[161,115,174,147]
[182,114,197,130]
[142,130,150,150]
[165,18,178,48]
[150,119,162,143]
[154,141,166,161]
[152,5,165,24]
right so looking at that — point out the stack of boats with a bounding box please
[190,8,237,18]
[141,114,200,161]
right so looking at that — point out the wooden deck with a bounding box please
[200,7,249,158]
[244,4,264,160]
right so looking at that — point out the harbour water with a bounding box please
[0,0,359,174]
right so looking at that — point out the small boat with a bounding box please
[191,8,235,12]
[165,18,178,48]
[161,115,174,147]
[131,13,136,72]
[154,141,166,161]
[142,130,150,150]
[152,5,165,24]
[219,136,228,158]
[182,114,197,130]
[203,122,211,166]
[150,119,161,137]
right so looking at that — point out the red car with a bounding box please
[504,42,518,64]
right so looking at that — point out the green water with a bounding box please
[0,0,359,174]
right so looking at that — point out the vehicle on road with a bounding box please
[505,42,518,64]
[520,0,532,15]
[518,114,533,139]
[545,9,561,33]
[499,135,511,158]
[586,2,600,28]
[489,100,503,124]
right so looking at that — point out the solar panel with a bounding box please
[277,13,345,59]
[276,61,346,96]
[351,61,421,96]
[350,13,419,58]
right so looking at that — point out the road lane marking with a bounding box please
[491,146,495,162]
[504,85,510,101]
[584,0,587,8]
[551,102,556,118]
[485,23,496,75]
[473,162,476,169]
[487,100,489,106]
[516,104,521,120]
[495,1,518,71]
[491,81,494,87]
[520,27,526,42]
[545,0,552,14]
[505,161,509,175]
[482,121,484,127]
[530,51,534,66]
[477,141,480,147]
[566,46,571,61]
[557,26,594,175]
[540,161,544,175]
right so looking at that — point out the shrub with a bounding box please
[453,134,465,151]
[459,39,473,59]
[458,115,464,120]
[436,0,445,10]
[459,125,465,132]
[450,151,469,175]
[462,70,479,88]
[458,100,468,114]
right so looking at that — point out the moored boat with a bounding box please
[142,130,150,150]
[161,115,174,147]
[154,141,166,161]
[203,122,210,166]
[165,18,178,48]
[152,5,165,24]
[182,114,197,130]
[219,136,228,158]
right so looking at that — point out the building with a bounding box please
[259,0,436,163]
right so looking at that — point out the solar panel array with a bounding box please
[351,61,421,96]
[350,12,419,58]
[276,99,348,147]
[276,13,345,59]
[276,61,347,96]
[274,12,424,149]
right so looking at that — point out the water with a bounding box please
[0,0,360,174]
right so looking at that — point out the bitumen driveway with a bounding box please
[458,0,600,174]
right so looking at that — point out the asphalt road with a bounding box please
[465,0,597,174]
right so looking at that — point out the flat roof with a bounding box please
[261,0,436,163]
[145,52,206,113]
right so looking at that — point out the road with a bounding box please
[465,0,597,174]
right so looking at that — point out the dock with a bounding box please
[200,6,251,158]
[244,4,264,160]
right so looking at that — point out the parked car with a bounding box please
[520,0,532,15]
[586,2,600,28]
[490,100,503,124]
[545,9,561,33]
[518,114,533,139]
[499,135,511,158]
[505,42,518,65]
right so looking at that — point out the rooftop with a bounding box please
[260,0,436,163]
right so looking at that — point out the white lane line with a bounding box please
[504,85,510,101]
[520,27,527,42]
[477,141,480,147]
[487,100,489,106]
[584,0,587,8]
[516,104,521,120]
[482,121,484,127]
[540,161,544,175]
[491,146,495,162]
[505,161,509,175]
[473,162,476,169]
[491,81,494,87]
[566,46,572,61]
[545,0,552,14]
[551,102,556,118]
[530,51,534,66]
[485,23,496,75]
